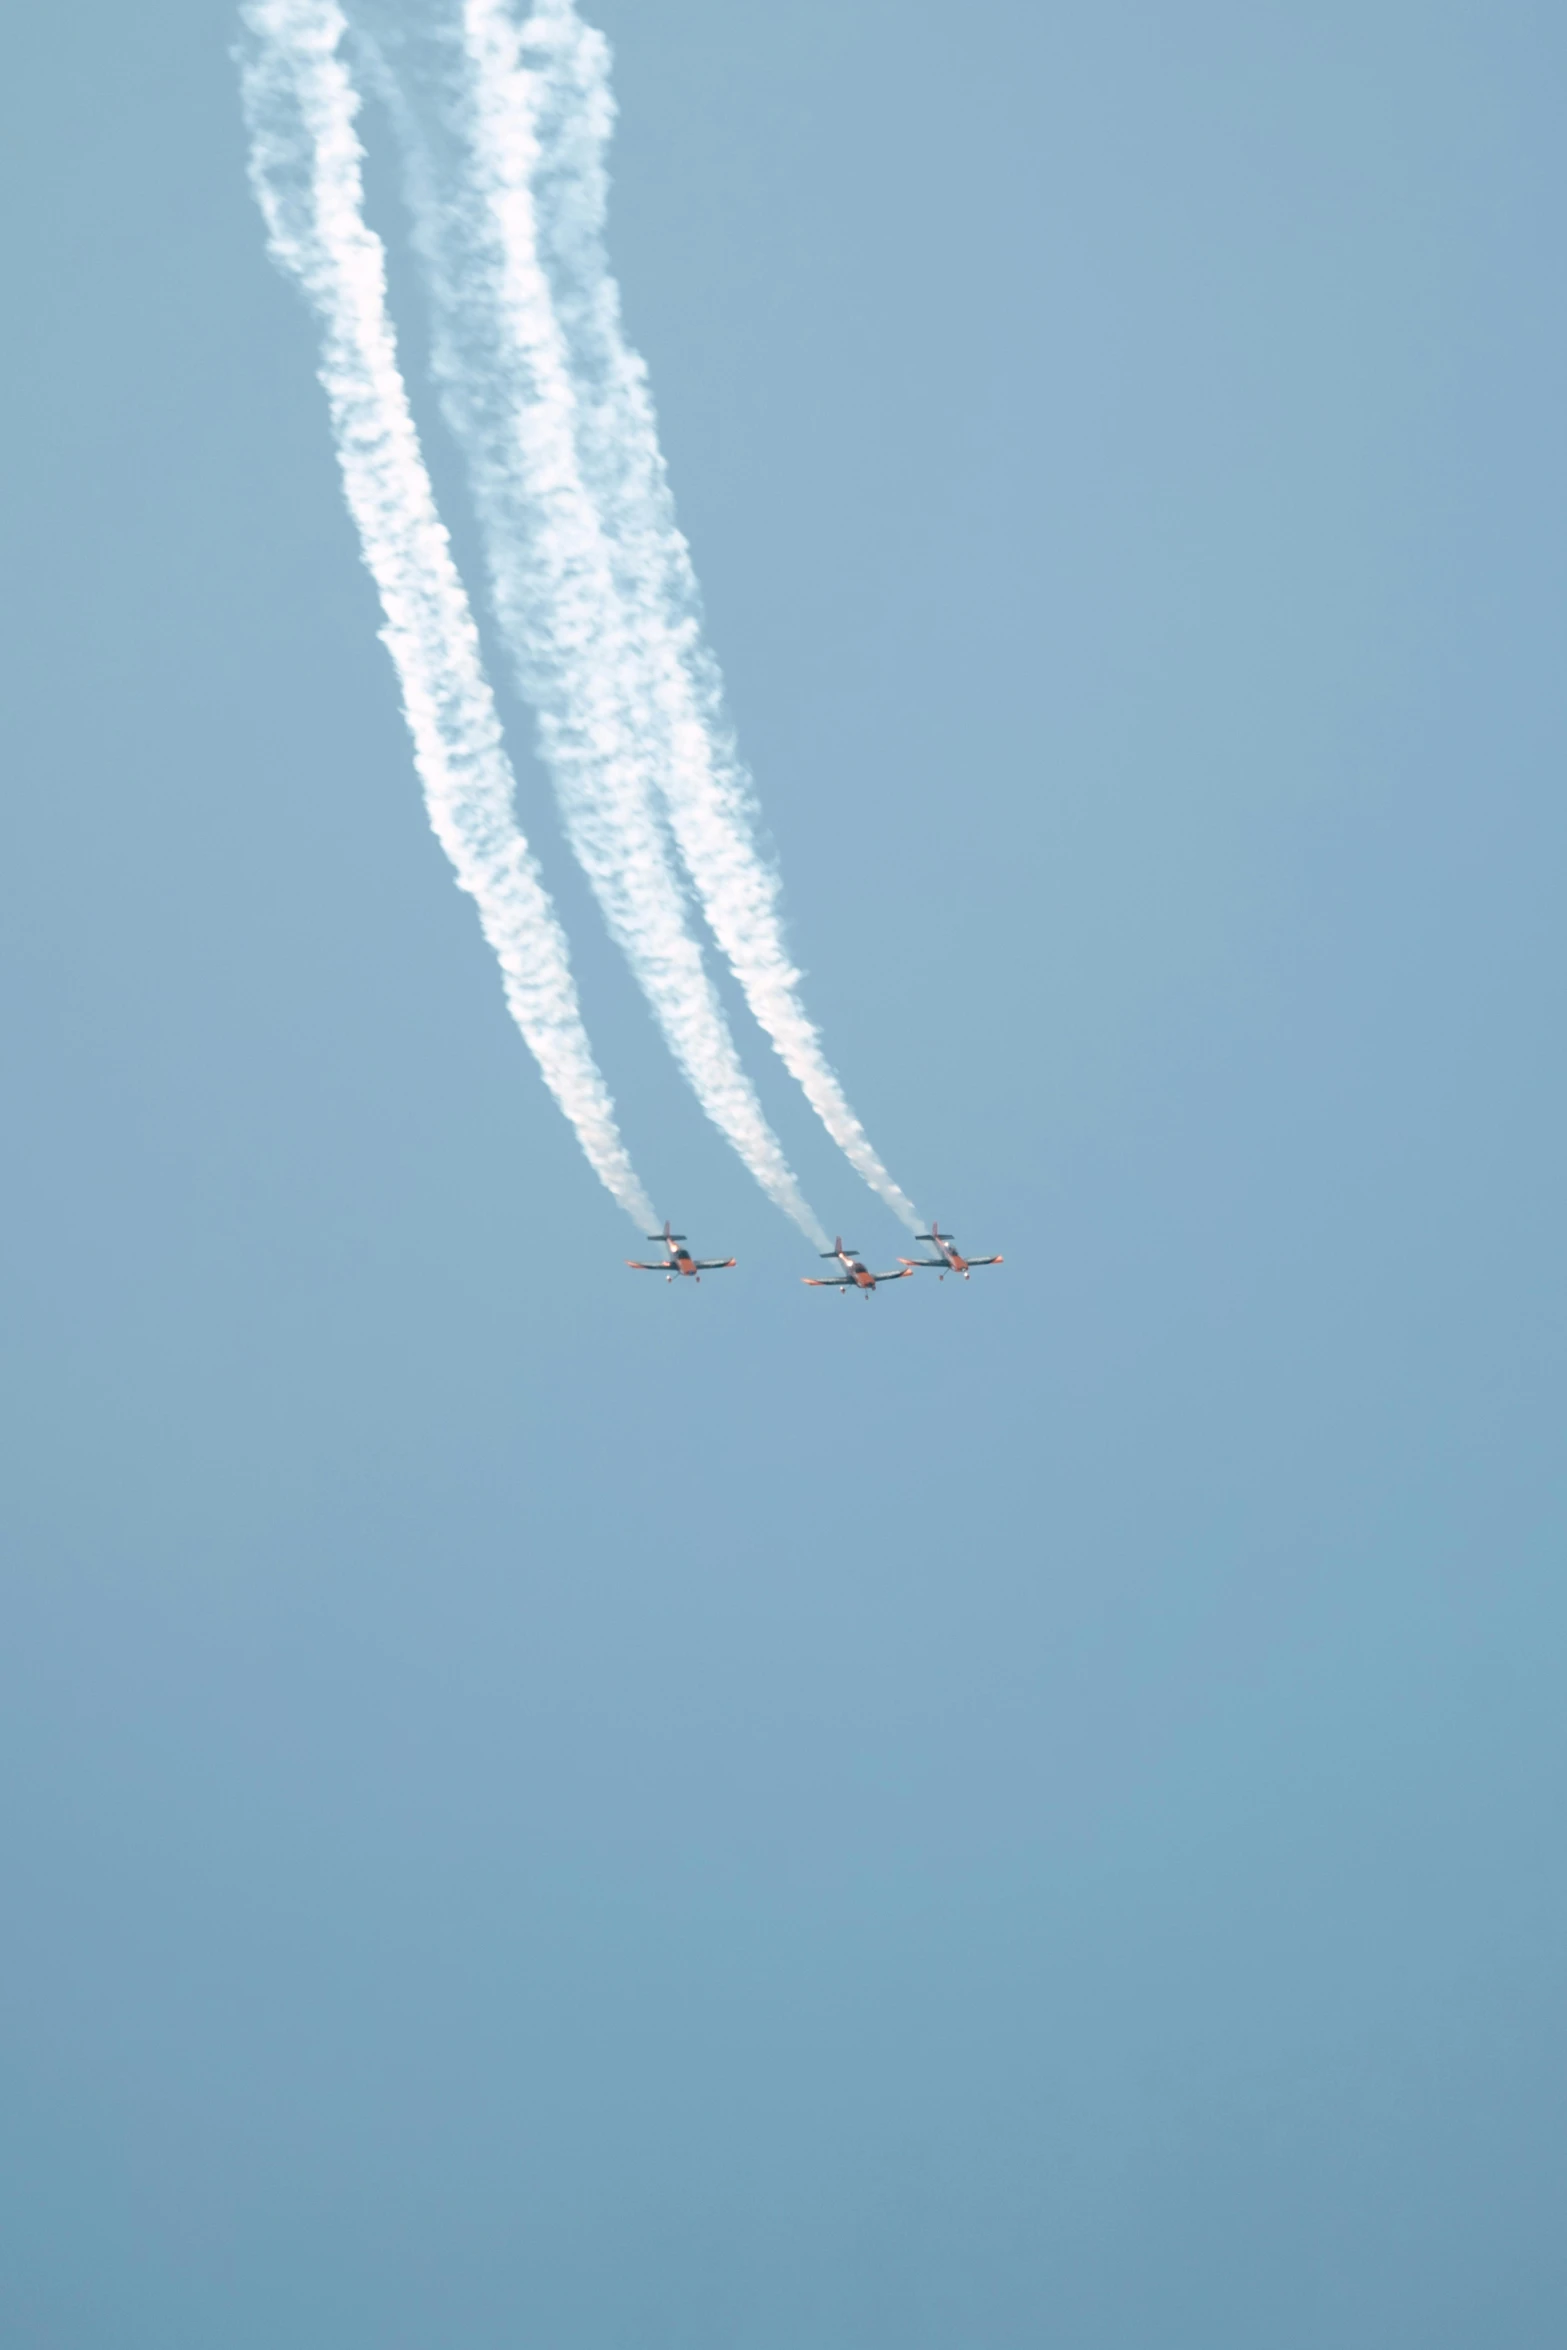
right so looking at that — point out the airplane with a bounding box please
[801,1238,913,1297]
[626,1221,737,1283]
[899,1223,1004,1281]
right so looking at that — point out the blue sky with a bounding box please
[2,1,1564,2342]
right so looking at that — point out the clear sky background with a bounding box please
[3,0,1563,2342]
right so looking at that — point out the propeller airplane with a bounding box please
[899,1223,1004,1281]
[626,1221,737,1283]
[802,1239,913,1297]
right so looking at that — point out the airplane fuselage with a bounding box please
[835,1251,891,1293]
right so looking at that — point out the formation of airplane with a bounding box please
[625,1221,737,1282]
[625,1220,1004,1295]
[899,1223,1004,1281]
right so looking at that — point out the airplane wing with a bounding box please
[625,1260,669,1271]
[898,1255,946,1269]
[801,1274,852,1287]
[693,1258,737,1270]
[872,1268,913,1282]
[967,1255,1003,1267]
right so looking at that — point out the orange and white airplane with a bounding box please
[802,1238,913,1297]
[626,1221,737,1284]
[899,1223,1004,1281]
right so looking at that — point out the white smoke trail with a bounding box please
[375,8,828,1247]
[469,0,922,1234]
[238,0,653,1226]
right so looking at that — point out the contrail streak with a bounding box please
[238,0,653,1226]
[375,7,828,1245]
[463,0,922,1233]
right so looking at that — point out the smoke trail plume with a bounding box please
[375,7,828,1246]
[238,0,653,1225]
[464,0,922,1233]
